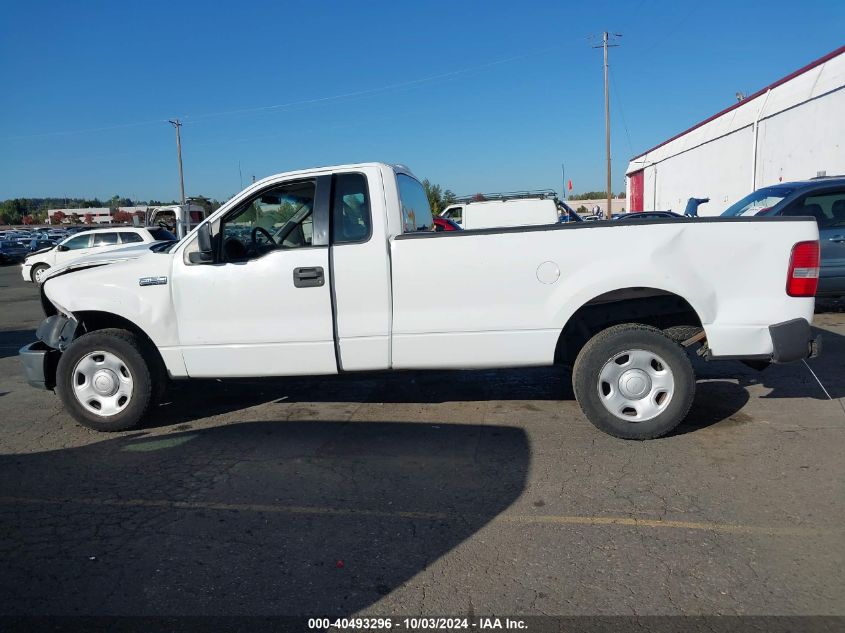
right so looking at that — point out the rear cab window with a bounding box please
[397,174,434,233]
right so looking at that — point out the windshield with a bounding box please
[558,201,584,223]
[721,186,795,217]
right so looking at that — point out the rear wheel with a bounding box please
[572,323,695,440]
[56,329,155,432]
[31,263,50,284]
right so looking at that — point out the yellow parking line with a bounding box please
[0,495,836,537]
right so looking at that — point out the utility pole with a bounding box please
[593,32,621,219]
[168,119,186,205]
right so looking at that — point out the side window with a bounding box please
[397,174,434,233]
[332,173,371,244]
[63,234,91,250]
[92,233,119,247]
[782,189,845,229]
[446,206,463,224]
[219,180,316,262]
[119,232,144,244]
[800,191,845,228]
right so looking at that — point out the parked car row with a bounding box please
[17,226,176,283]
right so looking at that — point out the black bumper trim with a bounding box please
[705,318,820,365]
[769,318,819,363]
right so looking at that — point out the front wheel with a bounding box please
[572,323,695,440]
[31,263,50,284]
[56,329,155,432]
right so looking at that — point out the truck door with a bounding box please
[171,176,338,377]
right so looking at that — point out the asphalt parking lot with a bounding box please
[0,262,843,618]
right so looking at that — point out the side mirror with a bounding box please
[57,244,69,252]
[188,223,214,264]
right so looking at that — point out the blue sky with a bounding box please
[1,0,843,202]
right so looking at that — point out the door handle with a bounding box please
[828,235,845,243]
[293,266,325,288]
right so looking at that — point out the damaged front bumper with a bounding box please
[19,341,60,390]
[18,314,79,391]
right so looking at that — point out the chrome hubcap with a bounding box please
[72,351,133,417]
[597,349,674,422]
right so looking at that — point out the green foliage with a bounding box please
[568,191,626,201]
[569,191,609,200]
[422,179,456,214]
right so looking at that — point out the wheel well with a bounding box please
[74,311,166,370]
[554,288,703,366]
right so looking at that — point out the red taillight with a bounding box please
[786,241,820,297]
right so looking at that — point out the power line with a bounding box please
[2,44,566,142]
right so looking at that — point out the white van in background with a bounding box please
[440,191,580,230]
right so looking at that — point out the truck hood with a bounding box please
[42,242,161,281]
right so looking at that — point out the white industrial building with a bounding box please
[626,45,845,216]
[47,207,112,224]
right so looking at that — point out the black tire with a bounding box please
[56,328,154,432]
[572,323,696,440]
[30,263,50,284]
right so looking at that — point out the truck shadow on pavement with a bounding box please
[693,325,844,400]
[144,367,752,437]
[0,420,530,616]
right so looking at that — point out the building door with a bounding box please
[629,170,644,212]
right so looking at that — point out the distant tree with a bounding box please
[70,213,81,224]
[84,213,94,225]
[22,215,34,225]
[112,210,133,223]
[0,198,24,225]
[51,211,66,225]
[576,205,588,214]
[422,180,442,213]
[422,179,456,213]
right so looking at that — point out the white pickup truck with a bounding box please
[19,163,821,439]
